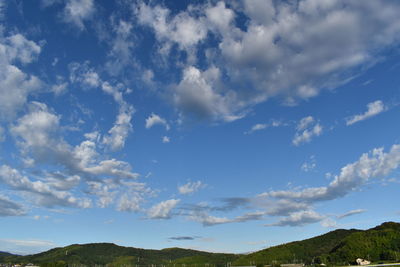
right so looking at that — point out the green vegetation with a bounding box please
[1,243,238,267]
[233,222,400,266]
[1,222,400,267]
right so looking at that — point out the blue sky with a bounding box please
[1,0,400,255]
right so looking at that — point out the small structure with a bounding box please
[356,258,371,265]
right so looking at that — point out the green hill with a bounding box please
[233,222,400,266]
[2,243,238,267]
[2,222,400,267]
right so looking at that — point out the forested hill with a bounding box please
[1,222,400,266]
[1,243,238,266]
[0,251,16,258]
[233,221,400,266]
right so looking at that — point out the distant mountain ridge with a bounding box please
[1,222,400,266]
[0,251,16,257]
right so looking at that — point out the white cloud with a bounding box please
[178,181,205,195]
[69,63,134,151]
[162,136,170,143]
[136,2,208,55]
[51,82,68,96]
[100,82,134,151]
[346,100,386,125]
[293,116,323,146]
[297,116,314,131]
[337,209,366,219]
[147,199,180,219]
[189,212,232,226]
[11,102,139,180]
[265,144,400,203]
[69,62,101,89]
[0,33,42,119]
[145,113,170,130]
[0,165,91,208]
[301,155,317,172]
[173,66,243,121]
[62,0,95,30]
[245,123,267,134]
[105,19,135,76]
[188,210,265,227]
[245,120,284,134]
[137,1,400,122]
[267,210,325,227]
[102,105,134,151]
[0,195,26,216]
[205,1,234,33]
[266,199,310,216]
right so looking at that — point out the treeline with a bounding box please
[233,222,400,266]
[2,222,400,267]
[1,243,238,267]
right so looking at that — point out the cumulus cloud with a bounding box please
[62,0,95,30]
[162,136,170,143]
[136,2,207,57]
[8,102,142,209]
[0,33,42,119]
[145,113,170,130]
[136,0,400,122]
[147,199,180,219]
[173,66,243,122]
[293,116,323,146]
[346,100,386,125]
[178,181,205,195]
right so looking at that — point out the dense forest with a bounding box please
[1,222,400,267]
[234,222,400,266]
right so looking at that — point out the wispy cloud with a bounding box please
[168,236,201,241]
[337,209,367,219]
[346,100,386,125]
[266,210,325,227]
[178,181,205,195]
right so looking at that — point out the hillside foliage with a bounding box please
[1,222,400,267]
